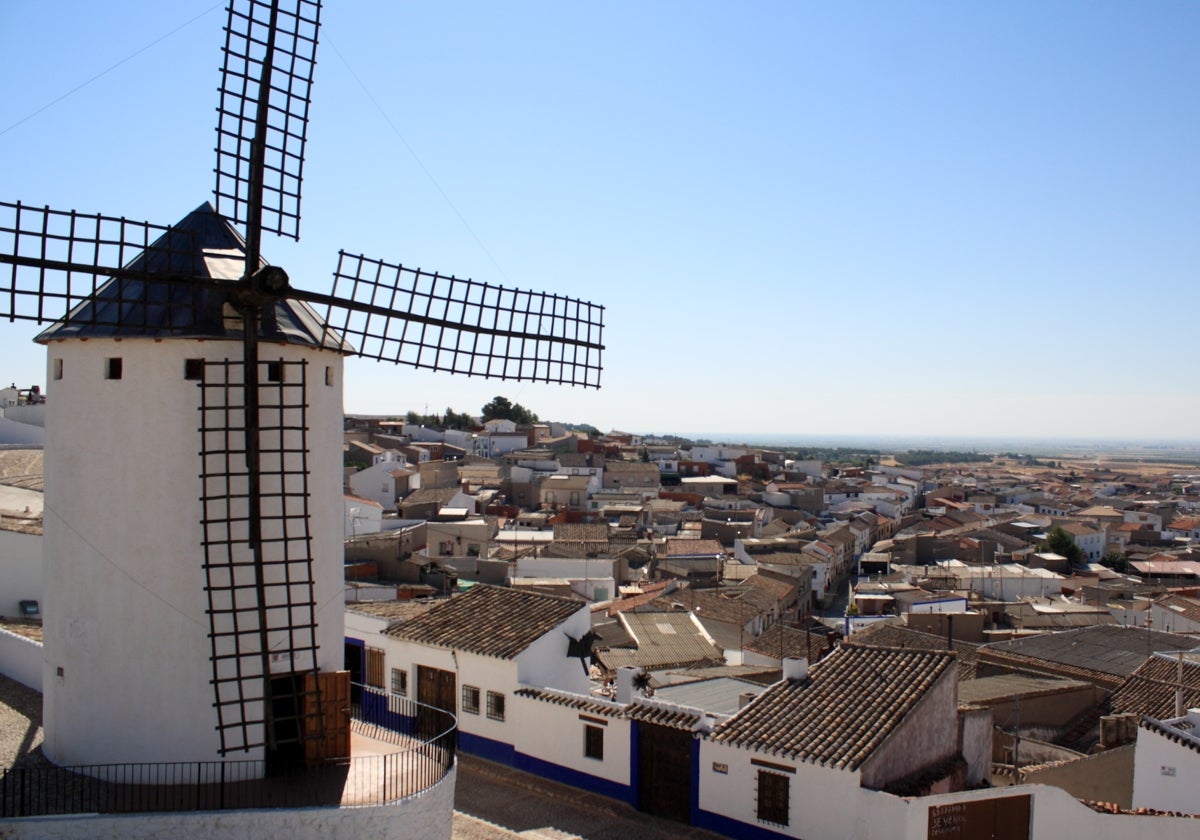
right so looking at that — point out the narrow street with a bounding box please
[452,753,723,840]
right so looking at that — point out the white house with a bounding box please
[1132,709,1200,813]
[698,648,972,837]
[344,494,384,536]
[348,452,420,509]
[1165,517,1200,542]
[359,585,592,763]
[476,430,530,458]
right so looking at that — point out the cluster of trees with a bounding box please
[401,396,540,430]
[786,447,882,463]
[405,408,475,430]
[481,396,538,425]
[999,452,1060,468]
[893,450,992,467]
[1038,525,1084,564]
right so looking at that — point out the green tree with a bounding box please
[1100,551,1129,574]
[1039,525,1083,564]
[481,395,538,425]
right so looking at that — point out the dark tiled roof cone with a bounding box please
[35,202,350,352]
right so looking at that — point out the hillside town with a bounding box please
[335,411,1200,835]
[5,389,1200,838]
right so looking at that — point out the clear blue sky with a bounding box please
[2,2,1198,441]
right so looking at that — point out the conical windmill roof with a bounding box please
[35,202,351,352]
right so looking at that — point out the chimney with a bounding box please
[738,691,757,710]
[783,657,809,681]
[616,666,639,704]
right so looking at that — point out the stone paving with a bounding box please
[452,753,724,840]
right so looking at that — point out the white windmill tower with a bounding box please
[1,0,604,777]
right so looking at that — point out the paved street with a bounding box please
[452,753,724,840]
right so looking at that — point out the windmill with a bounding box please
[1,0,603,773]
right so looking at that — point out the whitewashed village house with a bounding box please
[350,585,592,763]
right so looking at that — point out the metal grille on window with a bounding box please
[486,690,505,721]
[756,770,789,826]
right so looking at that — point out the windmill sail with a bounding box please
[215,0,321,240]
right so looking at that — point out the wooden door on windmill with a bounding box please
[636,722,693,823]
[303,670,351,766]
[417,665,456,739]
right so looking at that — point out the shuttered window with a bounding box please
[365,647,385,689]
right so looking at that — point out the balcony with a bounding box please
[0,685,455,818]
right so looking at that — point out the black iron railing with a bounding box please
[0,684,455,818]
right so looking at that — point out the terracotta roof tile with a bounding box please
[383,584,583,659]
[1110,653,1200,718]
[710,645,955,770]
[847,623,979,680]
[513,686,624,718]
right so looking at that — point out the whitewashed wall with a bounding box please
[2,404,46,427]
[514,692,631,788]
[697,740,889,838]
[40,338,345,770]
[345,610,390,641]
[344,498,383,537]
[515,608,592,694]
[0,628,42,690]
[1132,720,1200,813]
[906,784,1200,840]
[348,460,407,510]
[696,754,1200,840]
[2,768,455,839]
[513,556,617,581]
[0,529,41,616]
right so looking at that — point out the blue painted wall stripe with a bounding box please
[693,808,794,840]
[514,753,631,802]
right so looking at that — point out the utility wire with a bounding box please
[0,4,224,139]
[325,36,512,288]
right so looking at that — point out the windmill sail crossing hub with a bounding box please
[2,0,604,774]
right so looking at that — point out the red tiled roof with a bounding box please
[1110,653,1200,719]
[384,584,583,659]
[710,645,955,770]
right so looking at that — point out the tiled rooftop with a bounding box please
[957,673,1091,705]
[383,584,584,659]
[743,623,838,664]
[1110,652,1200,719]
[710,645,955,770]
[595,611,724,671]
[977,625,1193,686]
[847,623,978,680]
[663,538,726,557]
[513,686,624,718]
